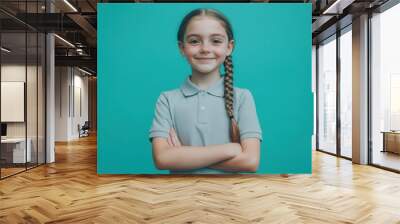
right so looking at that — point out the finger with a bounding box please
[172,129,181,146]
[167,135,173,147]
[167,130,174,147]
[169,129,177,146]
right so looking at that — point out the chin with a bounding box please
[194,65,219,74]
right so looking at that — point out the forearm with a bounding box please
[209,145,259,173]
[209,154,253,172]
[155,143,239,170]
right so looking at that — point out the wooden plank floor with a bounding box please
[1,135,400,224]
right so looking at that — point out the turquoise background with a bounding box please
[98,3,312,174]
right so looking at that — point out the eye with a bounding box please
[187,38,200,45]
[211,38,224,45]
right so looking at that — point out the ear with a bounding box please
[178,41,185,56]
[226,40,235,56]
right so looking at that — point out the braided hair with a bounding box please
[223,55,240,143]
[177,9,240,143]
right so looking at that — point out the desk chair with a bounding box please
[78,121,90,138]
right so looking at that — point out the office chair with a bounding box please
[79,121,90,138]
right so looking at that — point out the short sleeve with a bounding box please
[237,89,262,141]
[149,93,173,141]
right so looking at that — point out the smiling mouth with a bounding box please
[195,58,216,60]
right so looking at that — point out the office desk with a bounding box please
[1,138,32,163]
[381,131,400,154]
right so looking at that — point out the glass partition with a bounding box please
[27,30,38,169]
[317,35,337,154]
[38,32,45,165]
[1,31,28,177]
[0,1,46,179]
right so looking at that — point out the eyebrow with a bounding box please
[186,34,226,39]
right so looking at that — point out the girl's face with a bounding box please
[179,16,234,76]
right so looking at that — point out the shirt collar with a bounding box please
[180,76,224,97]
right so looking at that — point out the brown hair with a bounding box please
[177,9,240,143]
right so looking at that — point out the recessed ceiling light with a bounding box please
[77,67,93,76]
[54,34,75,48]
[322,0,354,15]
[1,47,11,53]
[63,0,78,12]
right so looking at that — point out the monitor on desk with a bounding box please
[1,123,7,138]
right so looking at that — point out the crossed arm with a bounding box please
[151,129,260,172]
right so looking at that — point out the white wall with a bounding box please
[70,72,89,139]
[1,65,41,137]
[1,63,46,163]
[55,67,89,141]
[55,66,70,141]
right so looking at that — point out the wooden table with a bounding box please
[381,131,400,154]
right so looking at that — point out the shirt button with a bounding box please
[200,106,205,110]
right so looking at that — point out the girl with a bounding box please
[149,8,262,174]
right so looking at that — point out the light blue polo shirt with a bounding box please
[149,76,262,174]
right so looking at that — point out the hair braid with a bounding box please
[224,55,240,143]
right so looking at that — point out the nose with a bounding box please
[199,42,211,54]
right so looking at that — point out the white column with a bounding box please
[46,1,55,163]
[352,14,369,164]
[46,33,55,163]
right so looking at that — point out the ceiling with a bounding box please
[0,0,97,74]
[0,0,393,75]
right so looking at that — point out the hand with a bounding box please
[167,128,182,147]
[228,143,242,157]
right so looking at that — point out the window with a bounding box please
[317,35,337,154]
[339,27,352,158]
[371,2,400,171]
